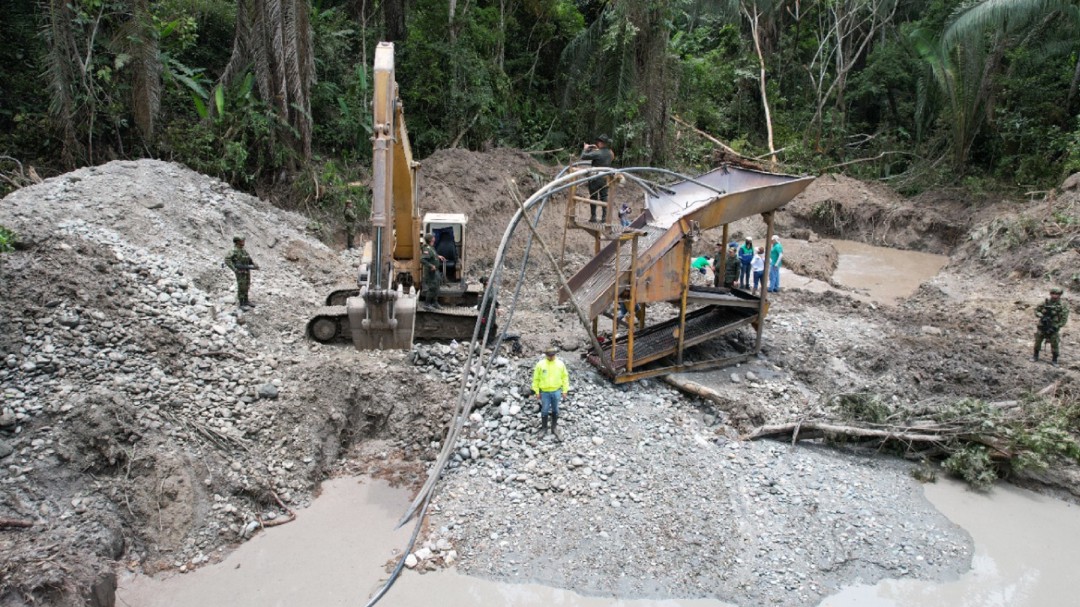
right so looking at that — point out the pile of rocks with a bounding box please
[409,348,972,606]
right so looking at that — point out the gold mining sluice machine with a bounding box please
[557,165,814,383]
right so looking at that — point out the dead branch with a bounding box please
[671,115,746,159]
[258,491,296,528]
[821,151,920,171]
[0,518,35,529]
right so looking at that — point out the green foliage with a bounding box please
[943,445,998,491]
[160,74,293,187]
[833,393,891,424]
[0,225,15,253]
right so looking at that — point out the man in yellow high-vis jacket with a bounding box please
[532,346,570,440]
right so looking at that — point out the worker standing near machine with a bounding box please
[420,234,445,308]
[225,235,258,309]
[581,134,615,223]
[532,346,570,441]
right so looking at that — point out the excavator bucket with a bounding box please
[346,286,417,350]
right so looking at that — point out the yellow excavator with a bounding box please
[306,42,480,349]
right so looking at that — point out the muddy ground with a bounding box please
[0,155,1078,606]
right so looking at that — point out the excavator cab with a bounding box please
[424,213,467,284]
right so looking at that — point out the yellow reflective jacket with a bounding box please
[532,357,569,394]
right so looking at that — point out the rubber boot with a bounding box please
[1032,347,1040,362]
[1051,354,1059,367]
[539,414,549,434]
[551,413,562,442]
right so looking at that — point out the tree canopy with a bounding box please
[1,0,1078,202]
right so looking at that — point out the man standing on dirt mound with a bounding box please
[581,134,615,223]
[225,236,259,309]
[1033,287,1069,366]
[533,346,570,441]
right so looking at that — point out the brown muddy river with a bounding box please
[118,476,1080,607]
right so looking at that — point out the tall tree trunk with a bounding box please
[384,0,406,42]
[746,4,777,164]
[222,0,315,163]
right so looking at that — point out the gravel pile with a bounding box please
[408,345,972,606]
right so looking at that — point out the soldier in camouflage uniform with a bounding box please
[1033,287,1069,366]
[420,234,445,308]
[580,134,615,223]
[225,236,259,308]
[343,199,357,249]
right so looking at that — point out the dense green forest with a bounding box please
[1,0,1079,209]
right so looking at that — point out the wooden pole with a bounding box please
[677,221,693,364]
[756,212,774,353]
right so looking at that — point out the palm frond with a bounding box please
[942,0,1070,51]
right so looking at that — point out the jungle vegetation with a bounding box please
[1,0,1079,207]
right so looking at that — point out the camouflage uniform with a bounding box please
[581,139,614,223]
[724,251,740,288]
[225,238,257,306]
[343,201,357,249]
[1034,290,1069,363]
[420,240,442,307]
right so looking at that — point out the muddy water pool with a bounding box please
[827,240,948,304]
[118,476,1079,607]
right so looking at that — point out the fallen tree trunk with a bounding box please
[746,421,947,443]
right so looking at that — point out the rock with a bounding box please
[745,371,758,382]
[57,314,81,328]
[0,408,16,428]
[405,553,418,569]
[0,441,13,459]
[1062,172,1080,191]
[730,373,742,383]
[415,547,433,560]
[921,325,943,336]
[257,383,279,399]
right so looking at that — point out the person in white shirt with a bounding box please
[751,246,765,295]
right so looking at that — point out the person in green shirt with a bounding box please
[532,346,570,440]
[768,235,783,293]
[691,255,713,286]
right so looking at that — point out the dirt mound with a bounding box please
[952,185,1080,288]
[0,160,471,605]
[779,174,967,254]
[419,148,605,273]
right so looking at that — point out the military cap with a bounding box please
[233,235,245,243]
[544,346,559,355]
[1050,287,1064,295]
[596,134,611,145]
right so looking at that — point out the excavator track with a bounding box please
[306,303,481,344]
[415,305,480,341]
[325,286,361,306]
[307,305,349,343]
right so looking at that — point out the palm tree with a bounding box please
[560,0,677,164]
[221,0,316,162]
[916,0,1080,166]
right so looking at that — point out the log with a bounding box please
[664,374,726,405]
[746,421,947,443]
[0,518,34,529]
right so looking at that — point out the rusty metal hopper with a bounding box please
[562,165,814,319]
